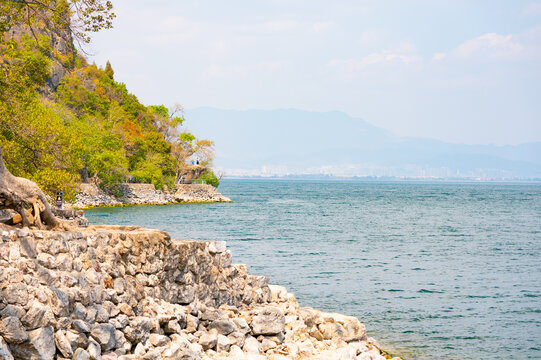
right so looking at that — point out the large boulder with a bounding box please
[0,317,28,344]
[54,330,73,358]
[90,324,116,352]
[250,306,285,335]
[207,319,237,335]
[9,326,55,360]
[123,317,151,344]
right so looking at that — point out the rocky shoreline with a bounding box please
[0,222,401,360]
[72,184,231,209]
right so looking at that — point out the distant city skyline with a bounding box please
[185,108,541,180]
[90,0,541,146]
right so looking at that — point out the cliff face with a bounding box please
[0,224,394,360]
[4,6,75,91]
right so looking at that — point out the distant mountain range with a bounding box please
[185,107,541,180]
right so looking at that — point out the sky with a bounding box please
[89,0,541,146]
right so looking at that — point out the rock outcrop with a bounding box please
[72,184,231,209]
[173,185,231,203]
[0,223,399,359]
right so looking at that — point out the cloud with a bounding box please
[434,33,524,61]
[454,33,523,58]
[329,50,421,70]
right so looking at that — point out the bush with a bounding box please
[200,170,220,188]
[32,168,78,202]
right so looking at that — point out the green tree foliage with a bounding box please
[200,170,220,188]
[104,59,114,79]
[0,0,115,45]
[0,0,218,199]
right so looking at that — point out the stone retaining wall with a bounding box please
[0,224,398,360]
[73,184,231,209]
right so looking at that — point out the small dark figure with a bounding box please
[196,160,200,165]
[56,191,63,209]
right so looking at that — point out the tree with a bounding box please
[0,0,115,46]
[0,0,116,205]
[149,103,185,143]
[0,147,63,229]
[104,60,114,79]
[171,132,214,182]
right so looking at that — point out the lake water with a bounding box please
[85,180,541,359]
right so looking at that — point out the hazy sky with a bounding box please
[90,0,541,146]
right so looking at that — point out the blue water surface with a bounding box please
[85,180,541,359]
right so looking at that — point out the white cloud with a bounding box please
[329,50,421,70]
[435,33,525,61]
[454,33,523,58]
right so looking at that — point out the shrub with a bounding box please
[200,170,220,188]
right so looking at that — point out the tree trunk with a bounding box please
[0,147,65,229]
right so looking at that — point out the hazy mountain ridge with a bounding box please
[185,107,541,179]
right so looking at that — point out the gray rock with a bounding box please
[227,331,246,348]
[142,348,162,360]
[65,330,89,350]
[21,301,49,330]
[90,324,116,352]
[216,334,231,352]
[232,318,251,335]
[54,330,73,358]
[0,336,14,360]
[2,284,28,307]
[185,315,199,333]
[208,241,227,254]
[72,319,91,333]
[0,317,28,344]
[198,329,218,350]
[149,333,170,347]
[48,288,70,317]
[123,317,151,344]
[93,305,110,323]
[250,306,285,335]
[0,305,25,319]
[243,336,260,354]
[72,303,87,320]
[177,286,195,304]
[114,330,131,354]
[163,319,181,334]
[73,348,91,360]
[261,338,277,352]
[207,319,237,335]
[109,314,129,329]
[87,339,102,360]
[10,326,55,360]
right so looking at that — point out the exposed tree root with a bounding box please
[0,147,69,230]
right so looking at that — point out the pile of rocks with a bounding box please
[0,224,399,360]
[173,185,231,203]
